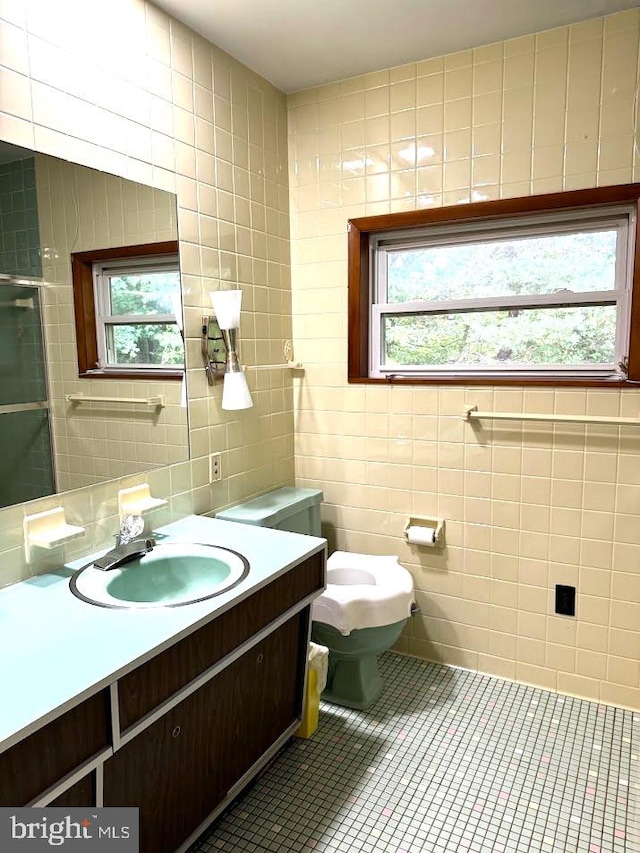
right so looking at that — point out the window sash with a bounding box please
[370,208,634,379]
[102,314,176,325]
[93,256,182,370]
[102,321,184,370]
[372,302,627,378]
[372,208,630,255]
[378,363,617,377]
[373,289,621,317]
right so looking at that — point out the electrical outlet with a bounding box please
[209,453,222,482]
[555,584,576,616]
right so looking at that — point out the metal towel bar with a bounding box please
[66,394,165,408]
[245,362,303,371]
[463,405,640,426]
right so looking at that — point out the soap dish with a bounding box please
[118,483,168,520]
[24,507,85,562]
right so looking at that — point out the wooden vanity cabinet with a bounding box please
[104,612,308,853]
[0,690,109,806]
[49,775,95,807]
[117,551,324,730]
[0,546,324,852]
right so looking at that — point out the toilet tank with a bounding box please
[215,487,323,537]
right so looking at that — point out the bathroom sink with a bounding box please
[69,543,250,609]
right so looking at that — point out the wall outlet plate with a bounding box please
[209,453,222,482]
[555,584,576,617]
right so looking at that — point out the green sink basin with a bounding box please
[70,543,249,609]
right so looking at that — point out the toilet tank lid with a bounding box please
[215,487,324,527]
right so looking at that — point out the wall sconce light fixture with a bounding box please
[202,289,253,410]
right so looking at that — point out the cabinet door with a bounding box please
[104,661,235,853]
[104,613,306,853]
[222,610,306,784]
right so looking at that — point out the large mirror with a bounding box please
[0,142,189,509]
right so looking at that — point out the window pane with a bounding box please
[106,323,184,366]
[382,305,617,368]
[109,270,180,316]
[386,230,618,303]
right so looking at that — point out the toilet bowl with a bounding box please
[215,487,415,710]
[311,551,415,709]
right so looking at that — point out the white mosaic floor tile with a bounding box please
[190,653,637,853]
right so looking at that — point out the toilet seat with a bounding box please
[312,551,414,636]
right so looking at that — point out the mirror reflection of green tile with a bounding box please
[0,283,55,508]
[0,157,42,279]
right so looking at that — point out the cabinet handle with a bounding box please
[256,653,264,664]
[172,725,181,738]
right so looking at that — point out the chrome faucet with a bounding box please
[93,514,156,571]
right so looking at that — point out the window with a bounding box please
[93,256,182,370]
[71,241,184,380]
[348,185,640,386]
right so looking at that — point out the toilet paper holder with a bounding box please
[404,516,445,547]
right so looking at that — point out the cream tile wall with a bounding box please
[35,153,188,490]
[0,0,293,586]
[288,11,640,710]
[0,456,213,586]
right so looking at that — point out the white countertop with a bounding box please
[0,515,326,754]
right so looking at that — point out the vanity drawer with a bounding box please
[49,773,95,807]
[117,550,324,731]
[0,690,110,806]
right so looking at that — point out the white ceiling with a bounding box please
[154,0,640,93]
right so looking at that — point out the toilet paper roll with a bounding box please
[406,525,436,546]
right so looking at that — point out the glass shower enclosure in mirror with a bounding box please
[0,142,189,510]
[0,279,55,506]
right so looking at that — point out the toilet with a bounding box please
[216,487,415,710]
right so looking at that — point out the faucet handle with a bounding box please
[120,514,145,544]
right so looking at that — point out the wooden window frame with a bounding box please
[348,185,640,387]
[71,241,182,381]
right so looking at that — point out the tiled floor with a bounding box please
[191,653,638,853]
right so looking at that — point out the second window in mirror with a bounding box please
[71,241,184,380]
